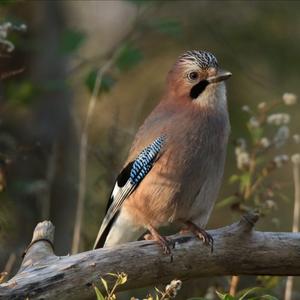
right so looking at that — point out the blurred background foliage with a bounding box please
[0,0,299,299]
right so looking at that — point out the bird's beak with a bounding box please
[207,69,232,84]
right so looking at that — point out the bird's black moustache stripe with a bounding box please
[190,80,209,99]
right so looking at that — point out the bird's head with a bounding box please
[166,50,231,108]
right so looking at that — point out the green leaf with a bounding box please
[116,272,127,285]
[107,272,118,277]
[229,174,240,184]
[85,70,115,93]
[249,127,264,143]
[255,156,265,166]
[155,287,163,296]
[147,19,182,37]
[216,291,236,300]
[100,277,108,294]
[6,80,36,106]
[116,44,143,71]
[238,287,260,300]
[216,196,238,209]
[60,29,85,54]
[0,0,17,6]
[257,276,279,289]
[94,286,105,300]
[247,297,276,300]
[237,287,278,300]
[240,173,251,191]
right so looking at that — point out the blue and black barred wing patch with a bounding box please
[93,136,165,249]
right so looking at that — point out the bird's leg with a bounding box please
[145,225,173,255]
[143,233,154,241]
[179,228,190,234]
[181,221,214,252]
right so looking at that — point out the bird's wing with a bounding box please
[93,135,165,249]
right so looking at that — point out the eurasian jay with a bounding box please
[93,50,231,254]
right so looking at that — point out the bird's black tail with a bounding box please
[93,214,118,249]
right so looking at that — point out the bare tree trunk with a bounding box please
[1,213,300,300]
[30,1,79,255]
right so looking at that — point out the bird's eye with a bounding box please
[187,71,199,81]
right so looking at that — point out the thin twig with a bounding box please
[229,275,239,296]
[284,154,300,300]
[0,253,16,283]
[0,68,24,80]
[71,57,116,254]
[71,5,147,254]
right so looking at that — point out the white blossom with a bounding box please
[283,93,297,106]
[273,125,290,148]
[293,134,300,144]
[205,287,217,300]
[260,137,270,148]
[291,153,300,165]
[267,113,290,126]
[265,199,277,210]
[165,280,182,298]
[273,154,289,168]
[249,116,260,128]
[242,105,250,112]
[235,147,250,170]
[258,102,266,110]
[235,139,248,169]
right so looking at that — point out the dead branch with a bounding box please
[1,212,300,300]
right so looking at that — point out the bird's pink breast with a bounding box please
[124,101,230,228]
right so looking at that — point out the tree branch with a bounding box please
[1,213,300,300]
[71,56,118,254]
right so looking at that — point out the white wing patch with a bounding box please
[93,136,165,249]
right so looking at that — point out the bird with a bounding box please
[93,50,231,254]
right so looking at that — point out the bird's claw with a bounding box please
[162,242,171,255]
[183,221,214,253]
[196,230,214,253]
[167,236,176,249]
[161,237,174,262]
[144,231,174,259]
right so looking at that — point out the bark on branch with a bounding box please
[1,213,300,300]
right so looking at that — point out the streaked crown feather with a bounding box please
[178,50,219,69]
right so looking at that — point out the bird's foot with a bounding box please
[145,226,174,257]
[179,228,189,235]
[143,233,154,241]
[182,221,214,253]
